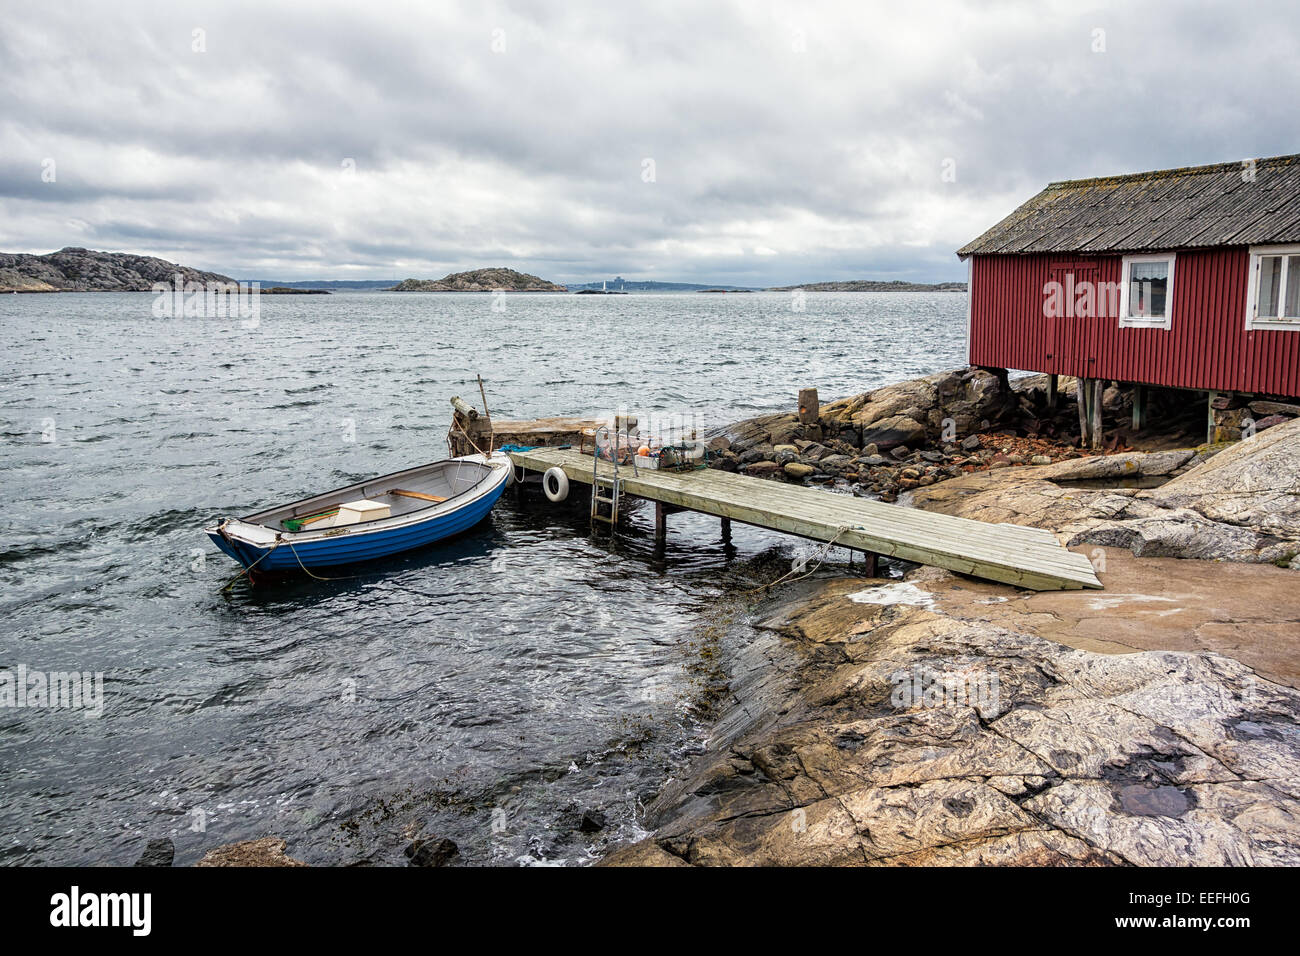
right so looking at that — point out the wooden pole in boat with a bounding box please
[477,375,494,454]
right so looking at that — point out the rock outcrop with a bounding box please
[909,418,1300,564]
[709,368,1039,498]
[603,576,1300,867]
[389,268,566,292]
[0,247,234,291]
[195,837,307,867]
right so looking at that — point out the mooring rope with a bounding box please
[219,528,280,591]
[284,537,362,582]
[219,524,360,589]
[740,524,862,595]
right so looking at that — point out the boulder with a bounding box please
[925,369,1014,437]
[784,462,816,479]
[1035,450,1194,480]
[848,376,942,428]
[800,442,832,460]
[861,415,926,451]
[406,838,459,867]
[1249,400,1300,418]
[744,461,781,477]
[133,838,174,867]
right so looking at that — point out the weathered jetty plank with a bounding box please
[507,447,1102,591]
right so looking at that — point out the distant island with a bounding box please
[389,268,567,292]
[0,247,234,292]
[239,279,393,290]
[569,277,757,292]
[1,251,967,296]
[0,248,337,293]
[767,279,966,292]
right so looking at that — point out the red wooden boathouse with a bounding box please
[958,153,1300,443]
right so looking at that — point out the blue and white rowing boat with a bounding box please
[205,452,511,576]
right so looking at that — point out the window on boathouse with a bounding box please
[1119,254,1175,329]
[1247,246,1300,329]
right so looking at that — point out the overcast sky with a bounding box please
[1,0,1296,285]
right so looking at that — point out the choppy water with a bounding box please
[0,290,965,865]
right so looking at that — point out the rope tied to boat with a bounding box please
[219,522,281,591]
[284,536,362,582]
[741,523,864,595]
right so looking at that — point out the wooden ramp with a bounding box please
[508,447,1102,591]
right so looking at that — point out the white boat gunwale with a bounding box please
[204,454,510,546]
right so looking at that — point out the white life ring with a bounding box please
[543,467,569,502]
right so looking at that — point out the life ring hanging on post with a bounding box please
[543,467,569,502]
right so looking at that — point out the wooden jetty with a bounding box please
[448,396,603,459]
[507,447,1103,591]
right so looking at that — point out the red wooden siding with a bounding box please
[968,249,1300,397]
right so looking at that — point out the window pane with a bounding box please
[1258,256,1282,318]
[1129,260,1169,318]
[1285,256,1300,318]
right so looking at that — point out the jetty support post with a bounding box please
[1090,379,1104,450]
[1131,384,1146,432]
[862,550,878,577]
[720,517,731,542]
[1046,373,1059,412]
[653,503,689,542]
[1076,377,1090,447]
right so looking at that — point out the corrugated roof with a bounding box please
[958,153,1300,257]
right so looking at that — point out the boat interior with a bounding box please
[247,458,498,532]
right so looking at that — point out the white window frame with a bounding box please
[1245,244,1300,330]
[1118,253,1176,329]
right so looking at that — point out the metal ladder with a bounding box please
[591,425,622,526]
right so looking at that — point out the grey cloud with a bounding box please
[0,0,1295,285]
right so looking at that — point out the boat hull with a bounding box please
[205,453,511,573]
